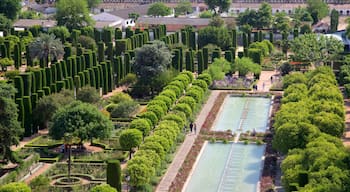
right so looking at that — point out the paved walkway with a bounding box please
[156,71,279,192]
[156,90,221,192]
[342,99,350,147]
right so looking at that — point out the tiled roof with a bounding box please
[108,4,151,19]
[137,17,211,26]
[13,19,57,28]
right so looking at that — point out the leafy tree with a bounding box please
[199,10,213,18]
[306,0,329,24]
[33,90,74,129]
[256,2,272,29]
[282,72,307,89]
[0,182,31,192]
[19,10,43,19]
[208,58,231,80]
[49,101,113,144]
[0,14,12,30]
[290,33,343,66]
[109,100,139,118]
[292,6,313,27]
[330,9,339,33]
[311,111,344,137]
[76,86,100,104]
[132,41,172,90]
[55,0,94,30]
[273,12,291,33]
[208,16,225,27]
[129,118,151,138]
[233,57,261,77]
[175,0,193,15]
[147,2,171,16]
[0,58,14,72]
[48,26,70,42]
[0,83,22,163]
[87,0,101,10]
[119,129,142,159]
[127,156,154,187]
[108,92,132,104]
[273,122,319,154]
[238,9,258,28]
[90,184,117,192]
[204,0,230,14]
[29,33,64,66]
[198,26,231,49]
[29,175,50,192]
[0,0,21,20]
[78,35,96,50]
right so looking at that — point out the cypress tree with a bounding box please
[107,160,122,192]
[197,50,204,74]
[225,50,233,63]
[106,61,113,92]
[66,58,73,77]
[31,71,36,94]
[14,43,21,69]
[84,70,90,86]
[185,51,192,71]
[61,60,68,78]
[42,86,51,95]
[14,76,24,98]
[51,64,57,83]
[94,28,102,42]
[0,43,7,58]
[4,40,10,59]
[258,30,263,42]
[15,98,25,129]
[20,73,32,96]
[124,52,131,74]
[78,72,86,87]
[74,75,81,90]
[56,62,63,81]
[64,44,72,60]
[41,69,47,87]
[203,47,209,69]
[172,49,180,71]
[89,68,96,88]
[269,31,274,43]
[56,81,66,92]
[50,83,57,93]
[37,90,45,98]
[23,96,32,137]
[106,42,114,61]
[34,70,42,91]
[103,28,113,43]
[232,29,237,48]
[97,41,105,62]
[25,45,33,67]
[71,57,78,76]
[93,66,100,89]
[115,28,122,40]
[100,62,108,94]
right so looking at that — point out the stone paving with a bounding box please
[156,70,279,192]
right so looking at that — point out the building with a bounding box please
[13,19,57,31]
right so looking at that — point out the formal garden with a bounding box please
[1,0,350,191]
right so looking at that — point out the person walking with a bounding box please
[194,123,197,134]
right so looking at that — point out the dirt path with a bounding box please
[11,129,48,151]
[24,163,53,184]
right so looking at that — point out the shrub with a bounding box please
[147,100,168,113]
[192,79,208,90]
[129,118,151,137]
[29,175,50,192]
[134,149,161,170]
[76,86,100,104]
[108,92,132,104]
[168,80,185,92]
[173,75,190,89]
[140,141,165,160]
[110,101,139,118]
[197,73,212,86]
[146,104,165,120]
[162,114,185,128]
[90,184,117,192]
[144,135,170,152]
[186,89,203,102]
[159,89,176,104]
[5,70,20,80]
[173,103,192,118]
[178,96,196,109]
[163,85,182,98]
[180,71,194,82]
[153,95,172,109]
[127,156,154,187]
[0,182,31,192]
[139,111,158,127]
[105,103,118,113]
[107,160,122,192]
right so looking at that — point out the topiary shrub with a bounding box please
[178,96,196,110]
[192,79,208,90]
[0,182,31,192]
[90,184,117,192]
[197,73,212,86]
[139,141,165,160]
[129,118,151,138]
[110,101,139,118]
[138,111,158,128]
[162,113,185,129]
[147,100,168,113]
[107,160,122,192]
[153,95,172,109]
[159,89,176,104]
[173,103,192,119]
[144,135,170,152]
[146,104,165,120]
[108,92,133,104]
[186,89,203,102]
[133,150,161,170]
[163,84,182,98]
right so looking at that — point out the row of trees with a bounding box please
[273,67,349,191]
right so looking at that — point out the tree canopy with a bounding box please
[49,101,113,143]
[132,40,172,87]
[238,3,272,29]
[55,0,94,30]
[29,33,64,66]
[147,2,171,16]
[0,0,21,20]
[290,33,343,66]
[0,83,22,163]
[306,0,329,24]
[175,0,193,15]
[204,0,231,14]
[198,26,232,49]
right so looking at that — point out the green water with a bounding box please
[184,143,265,192]
[213,96,271,133]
